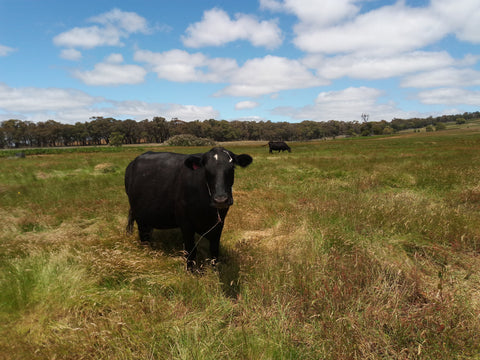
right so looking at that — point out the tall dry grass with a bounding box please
[1,132,480,358]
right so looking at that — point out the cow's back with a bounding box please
[125,152,188,228]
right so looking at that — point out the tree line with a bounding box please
[1,112,478,148]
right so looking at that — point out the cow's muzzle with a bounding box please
[212,194,232,209]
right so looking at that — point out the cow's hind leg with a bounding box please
[126,208,135,234]
[137,222,153,244]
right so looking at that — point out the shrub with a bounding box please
[383,126,394,135]
[165,134,216,147]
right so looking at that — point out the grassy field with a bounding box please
[1,128,480,359]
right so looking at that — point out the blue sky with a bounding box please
[1,0,479,124]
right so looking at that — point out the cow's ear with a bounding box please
[185,155,203,170]
[235,154,253,168]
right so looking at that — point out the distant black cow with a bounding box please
[268,141,291,153]
[125,147,253,270]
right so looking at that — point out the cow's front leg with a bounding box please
[206,225,224,266]
[181,226,197,271]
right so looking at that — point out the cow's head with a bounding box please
[185,147,252,209]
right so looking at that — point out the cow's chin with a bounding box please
[211,200,233,209]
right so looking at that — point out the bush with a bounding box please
[165,134,216,147]
[383,126,394,135]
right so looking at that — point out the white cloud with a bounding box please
[432,0,480,43]
[274,0,480,56]
[235,101,259,110]
[217,55,326,97]
[57,103,218,123]
[0,83,219,123]
[304,51,455,80]
[136,50,323,97]
[182,8,282,49]
[54,25,123,49]
[53,8,150,49]
[73,55,147,86]
[105,53,124,63]
[88,8,150,34]
[0,44,16,56]
[402,67,480,88]
[272,87,406,122]
[107,100,219,121]
[417,88,480,106]
[134,49,238,83]
[315,86,383,108]
[261,0,359,28]
[60,48,82,61]
[294,3,446,56]
[0,83,100,113]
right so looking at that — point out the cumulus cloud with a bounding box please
[235,101,259,110]
[266,0,480,56]
[432,0,480,43]
[53,8,150,49]
[135,50,324,96]
[296,3,445,56]
[107,100,219,121]
[0,44,16,56]
[88,8,149,34]
[182,8,282,49]
[60,49,82,61]
[402,67,480,88]
[272,87,405,122]
[417,88,480,106]
[0,83,100,113]
[134,49,238,83]
[0,83,219,123]
[304,51,455,80]
[217,55,326,97]
[261,0,359,28]
[73,53,147,86]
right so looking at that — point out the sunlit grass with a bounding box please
[1,131,480,358]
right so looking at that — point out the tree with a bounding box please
[1,119,25,147]
[72,122,89,146]
[149,117,170,143]
[35,120,63,146]
[109,131,124,146]
[88,117,117,144]
[118,119,140,144]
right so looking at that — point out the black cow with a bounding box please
[268,141,291,153]
[125,147,252,270]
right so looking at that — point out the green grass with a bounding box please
[1,131,480,359]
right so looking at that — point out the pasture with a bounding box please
[1,129,480,359]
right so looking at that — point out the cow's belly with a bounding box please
[134,204,178,229]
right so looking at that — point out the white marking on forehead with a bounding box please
[214,154,219,161]
[223,150,233,163]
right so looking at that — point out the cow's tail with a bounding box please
[126,208,135,235]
